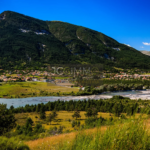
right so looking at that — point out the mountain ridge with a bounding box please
[0,10,150,69]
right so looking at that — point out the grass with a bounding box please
[15,111,113,130]
[26,117,150,150]
[0,82,79,98]
[59,118,150,150]
[13,111,150,150]
[113,67,123,71]
[142,73,150,75]
[0,136,30,150]
[26,126,107,150]
[54,77,71,79]
[15,111,148,131]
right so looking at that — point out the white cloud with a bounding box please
[142,42,150,46]
[124,44,131,47]
[140,46,144,48]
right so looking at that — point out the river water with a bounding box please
[1,90,150,108]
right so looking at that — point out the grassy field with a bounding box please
[26,126,108,150]
[17,111,114,149]
[0,82,79,98]
[25,114,150,150]
[15,111,113,131]
[142,73,150,75]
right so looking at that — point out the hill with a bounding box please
[0,11,150,70]
[140,50,150,56]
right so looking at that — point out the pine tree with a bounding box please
[40,106,46,119]
[72,110,81,120]
[0,104,16,135]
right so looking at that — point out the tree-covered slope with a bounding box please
[0,11,150,69]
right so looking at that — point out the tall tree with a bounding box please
[40,106,46,119]
[0,104,16,135]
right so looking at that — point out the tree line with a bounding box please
[9,96,147,115]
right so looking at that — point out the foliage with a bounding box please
[85,108,98,118]
[16,118,45,136]
[85,116,113,128]
[47,110,58,124]
[10,96,142,117]
[0,104,16,135]
[59,118,150,150]
[34,123,45,133]
[40,106,46,119]
[48,126,64,135]
[0,11,150,69]
[72,110,81,120]
[0,136,30,150]
[72,120,80,128]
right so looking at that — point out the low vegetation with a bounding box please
[0,82,79,98]
[58,118,150,150]
[0,136,30,150]
[1,96,150,149]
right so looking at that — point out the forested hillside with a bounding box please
[0,11,150,70]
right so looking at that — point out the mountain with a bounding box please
[0,10,150,70]
[140,50,150,56]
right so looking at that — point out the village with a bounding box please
[0,68,150,83]
[0,69,77,88]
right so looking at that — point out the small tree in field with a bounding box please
[72,110,81,120]
[47,113,54,125]
[85,108,98,118]
[52,110,58,118]
[47,111,58,125]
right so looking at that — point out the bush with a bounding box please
[72,120,80,128]
[48,126,64,135]
[0,136,30,150]
[34,123,45,133]
[85,116,108,128]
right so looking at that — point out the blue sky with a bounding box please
[1,0,150,51]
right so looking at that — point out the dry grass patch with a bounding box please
[26,126,107,150]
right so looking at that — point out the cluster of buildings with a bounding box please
[0,70,71,84]
[110,74,150,80]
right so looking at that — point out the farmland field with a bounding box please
[0,82,79,98]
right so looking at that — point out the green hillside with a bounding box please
[0,11,150,70]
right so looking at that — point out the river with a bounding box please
[1,90,150,108]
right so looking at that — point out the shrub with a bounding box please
[0,136,30,150]
[34,123,45,133]
[48,126,64,135]
[72,120,80,128]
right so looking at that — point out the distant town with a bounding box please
[0,68,150,83]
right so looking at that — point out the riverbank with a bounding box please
[2,90,150,108]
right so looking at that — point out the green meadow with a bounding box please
[0,82,79,98]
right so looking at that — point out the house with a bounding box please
[32,78,38,81]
